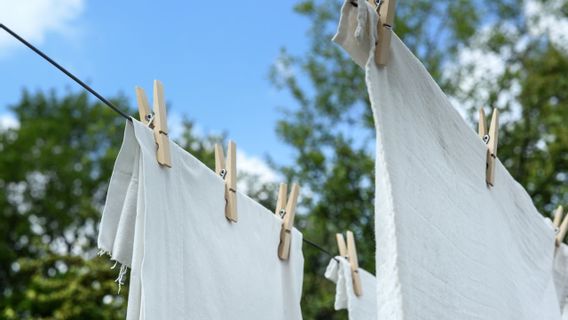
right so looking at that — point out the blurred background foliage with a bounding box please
[1,0,567,319]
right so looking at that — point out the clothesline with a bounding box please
[0,23,340,264]
[0,24,131,120]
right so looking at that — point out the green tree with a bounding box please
[0,90,129,319]
[271,0,567,318]
[0,91,276,318]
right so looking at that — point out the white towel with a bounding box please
[324,257,377,319]
[98,120,304,320]
[333,1,561,319]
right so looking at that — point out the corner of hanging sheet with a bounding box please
[96,248,130,294]
[354,0,370,41]
[370,0,397,66]
[114,263,129,294]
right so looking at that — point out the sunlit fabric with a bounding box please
[334,1,561,319]
[98,120,304,320]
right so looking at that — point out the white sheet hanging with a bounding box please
[98,120,304,320]
[333,1,561,319]
[325,257,377,319]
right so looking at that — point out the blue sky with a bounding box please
[0,0,312,178]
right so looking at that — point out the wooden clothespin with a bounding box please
[214,141,237,222]
[135,80,171,167]
[553,205,565,230]
[336,231,363,296]
[555,206,567,247]
[275,183,288,216]
[277,183,300,260]
[336,233,348,257]
[368,0,397,66]
[478,107,499,187]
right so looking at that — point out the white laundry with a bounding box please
[554,244,568,318]
[333,1,560,319]
[325,257,377,319]
[98,119,304,320]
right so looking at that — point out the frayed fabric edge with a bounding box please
[97,248,130,295]
[97,248,109,257]
[115,264,129,294]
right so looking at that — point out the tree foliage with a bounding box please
[0,91,128,319]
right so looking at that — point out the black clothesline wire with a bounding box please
[304,238,338,261]
[0,23,132,121]
[0,23,341,264]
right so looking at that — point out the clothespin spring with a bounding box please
[376,0,394,31]
[218,169,236,212]
[375,0,383,10]
[146,112,155,128]
[135,81,172,167]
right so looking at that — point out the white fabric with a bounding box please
[555,245,568,318]
[324,257,377,319]
[98,120,304,320]
[333,1,560,319]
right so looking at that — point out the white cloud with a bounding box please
[237,150,280,187]
[0,113,19,129]
[0,0,85,54]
